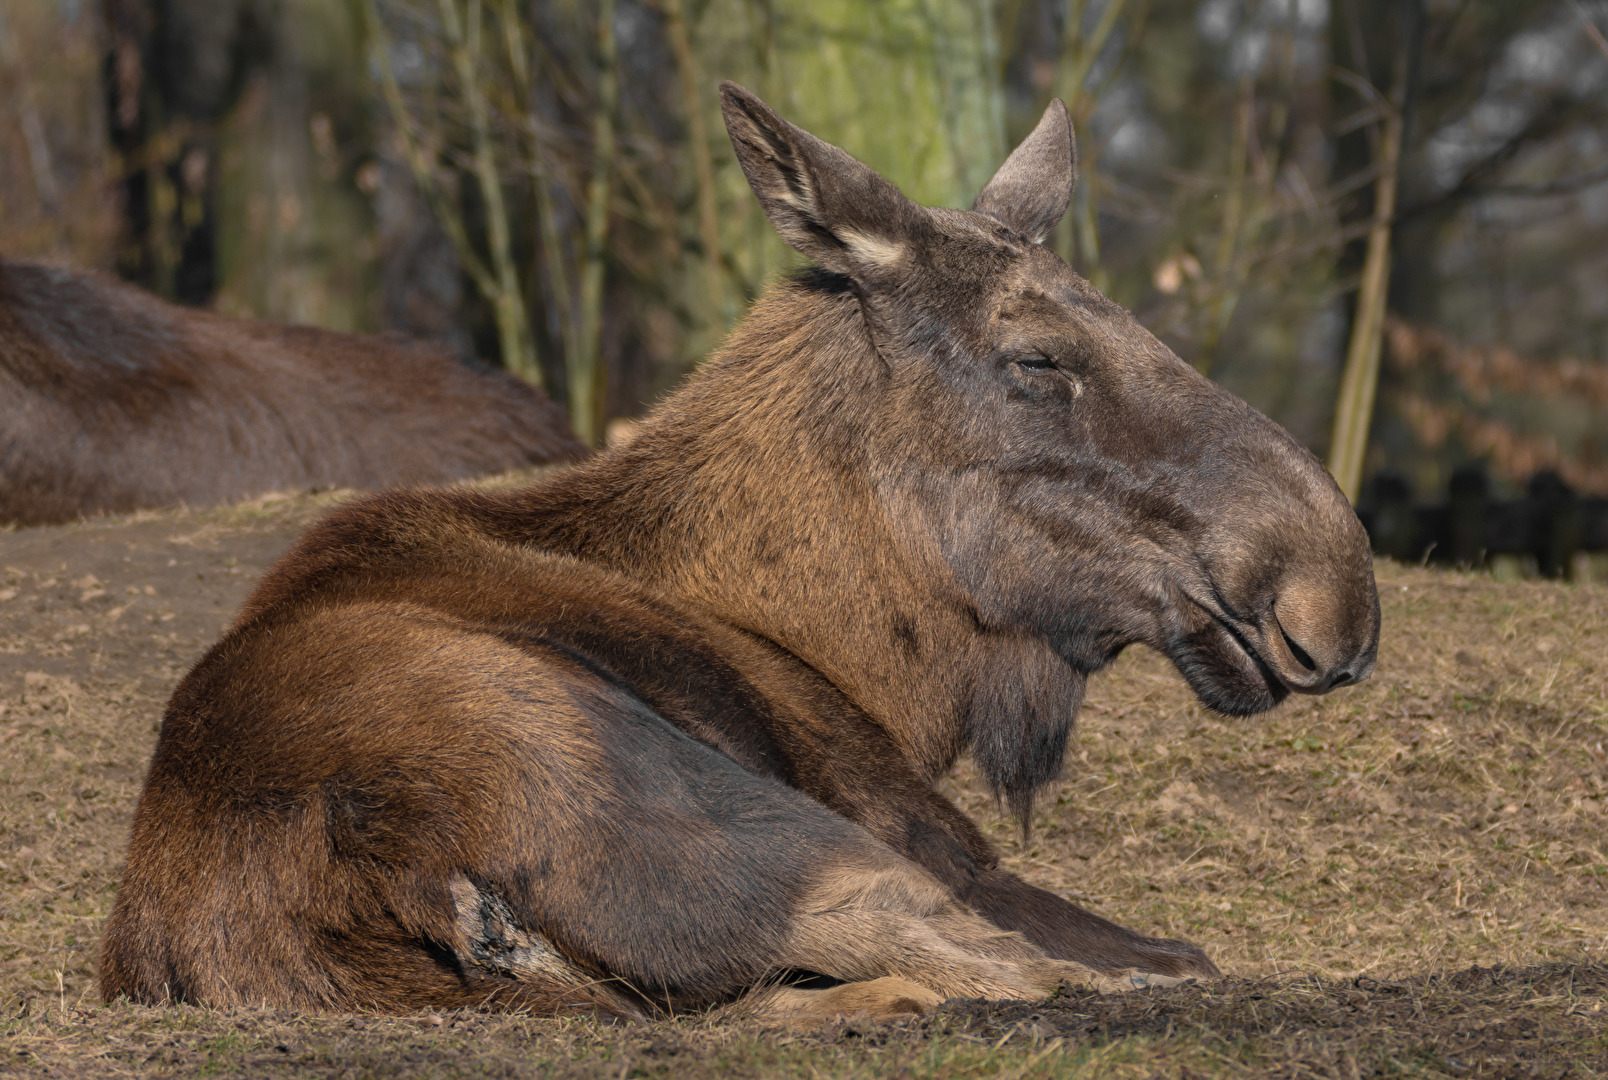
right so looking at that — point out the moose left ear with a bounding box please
[971,99,1076,245]
[721,81,927,278]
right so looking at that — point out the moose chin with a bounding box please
[100,82,1380,1026]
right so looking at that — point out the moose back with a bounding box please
[0,260,581,527]
[101,84,1379,1026]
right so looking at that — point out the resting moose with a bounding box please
[102,85,1380,1025]
[0,260,581,527]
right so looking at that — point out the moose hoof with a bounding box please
[742,977,944,1028]
[1120,937,1222,982]
[1077,968,1200,994]
[1119,970,1196,991]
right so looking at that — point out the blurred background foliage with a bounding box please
[1,0,1606,502]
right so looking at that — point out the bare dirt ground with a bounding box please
[1,482,1605,1077]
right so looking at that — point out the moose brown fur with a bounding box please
[101,85,1380,1024]
[0,260,581,527]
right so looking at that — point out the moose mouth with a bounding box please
[1161,598,1293,717]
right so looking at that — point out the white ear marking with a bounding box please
[776,186,813,212]
[838,229,904,268]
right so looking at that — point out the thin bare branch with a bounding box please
[571,0,618,447]
[1328,46,1409,503]
[661,0,726,322]
[1485,163,1608,199]
[437,0,539,384]
[363,0,499,301]
[1331,66,1392,111]
[1569,0,1608,61]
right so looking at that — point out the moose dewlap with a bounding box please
[100,84,1379,1024]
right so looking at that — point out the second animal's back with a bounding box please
[0,260,583,527]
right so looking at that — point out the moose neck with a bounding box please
[528,273,1082,796]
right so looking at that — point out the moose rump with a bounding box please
[102,83,1378,1022]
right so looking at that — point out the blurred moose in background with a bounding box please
[0,259,582,527]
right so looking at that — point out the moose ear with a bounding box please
[971,99,1076,245]
[720,82,925,276]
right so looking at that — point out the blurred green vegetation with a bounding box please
[1,0,1605,496]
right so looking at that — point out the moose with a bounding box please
[0,260,581,528]
[101,85,1380,1026]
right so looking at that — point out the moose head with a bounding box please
[603,85,1381,820]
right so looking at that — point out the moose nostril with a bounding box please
[1280,627,1317,672]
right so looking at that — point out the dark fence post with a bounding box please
[1528,471,1580,580]
[1447,466,1488,568]
[1363,472,1420,563]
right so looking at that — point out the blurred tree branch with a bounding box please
[438,0,539,384]
[363,0,541,386]
[571,0,618,447]
[1051,0,1133,281]
[659,0,727,326]
[1395,98,1608,226]
[0,4,60,214]
[494,0,579,389]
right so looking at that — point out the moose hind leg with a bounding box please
[484,683,1153,1011]
[446,877,646,1018]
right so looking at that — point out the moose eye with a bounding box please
[1013,354,1057,372]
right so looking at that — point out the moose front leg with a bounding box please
[789,735,1222,982]
[956,868,1221,981]
[865,796,1221,981]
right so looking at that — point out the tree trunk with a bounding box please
[1327,77,1404,503]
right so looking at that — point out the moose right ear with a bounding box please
[720,82,925,277]
[971,99,1075,245]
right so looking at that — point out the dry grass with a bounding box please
[1,488,1605,1076]
[945,560,1608,981]
[5,964,1605,1077]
